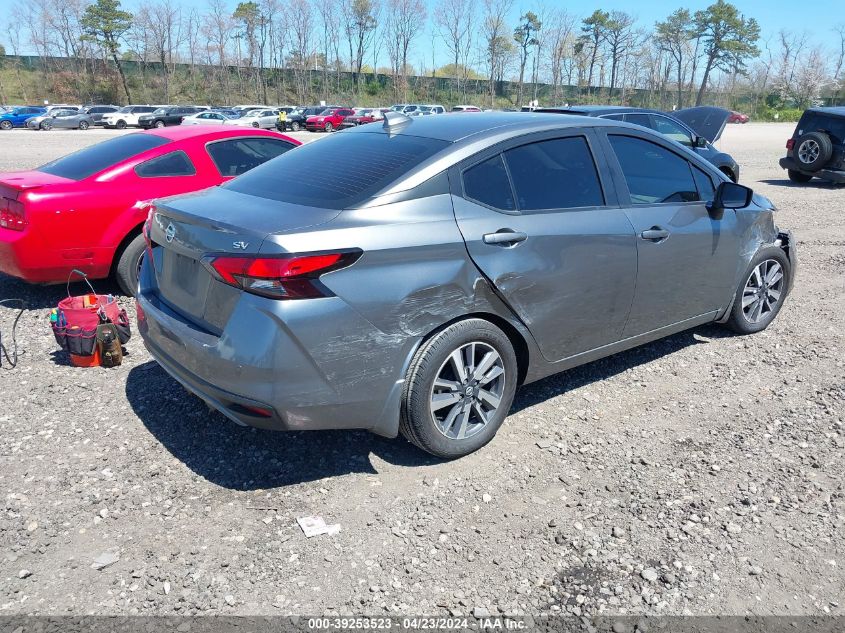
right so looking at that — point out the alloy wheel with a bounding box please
[741,259,784,324]
[798,139,820,164]
[429,342,505,440]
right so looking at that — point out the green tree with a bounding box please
[513,11,541,106]
[580,9,609,94]
[81,0,134,103]
[693,0,760,105]
[656,8,695,109]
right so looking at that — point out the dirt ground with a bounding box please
[0,122,843,618]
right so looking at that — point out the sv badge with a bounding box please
[232,241,249,250]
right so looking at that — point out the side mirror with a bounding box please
[694,135,708,148]
[708,181,753,211]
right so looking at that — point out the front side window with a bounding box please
[653,115,694,147]
[462,155,515,211]
[504,137,604,211]
[207,138,295,177]
[135,151,196,178]
[608,135,699,205]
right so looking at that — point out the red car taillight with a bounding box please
[786,139,795,150]
[203,251,361,299]
[0,198,26,231]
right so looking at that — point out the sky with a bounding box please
[6,0,845,69]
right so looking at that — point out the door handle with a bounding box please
[483,230,528,246]
[640,227,670,242]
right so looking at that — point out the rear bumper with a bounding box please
[136,264,416,437]
[779,157,845,183]
[0,226,110,283]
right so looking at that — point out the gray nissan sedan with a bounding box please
[137,112,795,458]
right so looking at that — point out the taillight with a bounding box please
[0,198,26,231]
[142,205,154,248]
[203,251,361,299]
[786,139,795,150]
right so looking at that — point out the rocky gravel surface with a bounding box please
[0,123,843,617]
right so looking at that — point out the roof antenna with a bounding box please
[383,110,412,133]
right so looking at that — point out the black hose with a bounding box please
[0,298,26,369]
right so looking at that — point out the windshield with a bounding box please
[225,132,450,209]
[38,133,170,181]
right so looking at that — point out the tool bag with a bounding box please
[51,270,131,367]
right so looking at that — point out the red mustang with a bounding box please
[0,126,298,294]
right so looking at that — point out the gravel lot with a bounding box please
[0,123,843,618]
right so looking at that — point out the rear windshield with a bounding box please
[38,133,171,180]
[224,132,450,208]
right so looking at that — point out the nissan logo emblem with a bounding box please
[164,222,176,243]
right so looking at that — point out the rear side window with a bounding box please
[504,137,604,210]
[207,138,295,177]
[797,112,845,144]
[135,151,196,177]
[463,155,515,211]
[625,113,652,128]
[38,133,171,180]
[608,135,699,204]
[225,132,449,208]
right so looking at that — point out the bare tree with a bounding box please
[545,8,575,103]
[287,0,314,103]
[480,0,513,107]
[385,0,425,101]
[434,0,475,99]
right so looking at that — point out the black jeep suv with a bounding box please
[780,107,845,184]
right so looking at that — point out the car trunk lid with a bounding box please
[0,171,75,230]
[671,106,731,144]
[148,186,341,332]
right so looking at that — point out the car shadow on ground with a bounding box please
[759,178,845,189]
[0,273,124,311]
[127,324,735,490]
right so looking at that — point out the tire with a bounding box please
[79,120,89,130]
[154,120,166,128]
[400,319,518,458]
[787,169,812,183]
[116,119,127,129]
[290,121,300,131]
[794,132,833,172]
[114,233,146,297]
[40,121,52,131]
[325,122,334,132]
[0,120,11,130]
[723,247,790,335]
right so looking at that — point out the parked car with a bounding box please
[138,106,208,129]
[232,105,269,115]
[83,105,120,123]
[338,108,391,129]
[26,109,96,130]
[451,105,481,113]
[425,104,446,114]
[136,112,795,458]
[100,105,160,129]
[306,107,355,132]
[537,106,740,182]
[779,107,845,184]
[728,111,749,124]
[227,108,280,130]
[283,106,337,132]
[44,104,81,113]
[0,127,299,296]
[0,106,47,130]
[181,111,234,126]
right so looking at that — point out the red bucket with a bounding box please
[57,293,121,330]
